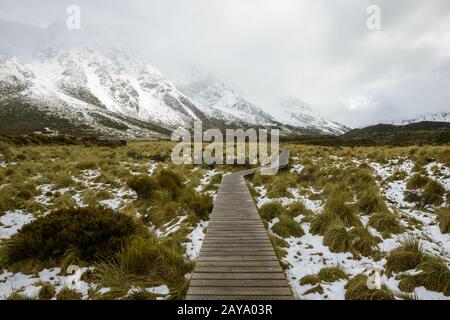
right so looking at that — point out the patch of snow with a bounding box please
[0,210,35,240]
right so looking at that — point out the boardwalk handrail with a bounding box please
[186,149,292,300]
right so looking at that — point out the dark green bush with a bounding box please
[2,206,138,264]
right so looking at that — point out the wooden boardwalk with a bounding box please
[186,150,293,300]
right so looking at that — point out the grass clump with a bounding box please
[414,256,450,296]
[323,197,361,228]
[406,174,430,190]
[286,201,314,218]
[345,274,394,300]
[369,212,404,236]
[38,283,56,300]
[1,206,138,265]
[422,180,445,206]
[127,169,183,201]
[385,236,424,275]
[299,274,320,286]
[318,265,348,282]
[309,211,335,235]
[271,215,304,238]
[259,202,284,221]
[323,223,379,256]
[323,224,354,253]
[357,188,387,214]
[436,208,450,234]
[96,236,192,299]
[56,287,82,300]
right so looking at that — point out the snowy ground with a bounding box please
[256,154,450,300]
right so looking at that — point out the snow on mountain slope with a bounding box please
[26,47,203,129]
[178,75,278,126]
[272,98,350,135]
[397,112,450,125]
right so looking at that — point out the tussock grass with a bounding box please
[310,211,335,235]
[318,265,348,282]
[96,236,193,299]
[436,208,450,234]
[259,202,284,221]
[299,274,320,285]
[406,174,430,190]
[385,236,424,275]
[345,274,394,300]
[369,212,404,236]
[414,256,450,296]
[323,223,379,256]
[422,180,445,206]
[56,287,82,300]
[357,188,388,214]
[323,224,354,253]
[271,215,304,238]
[286,201,314,218]
[323,197,361,228]
[38,282,56,300]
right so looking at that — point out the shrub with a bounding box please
[259,202,284,221]
[56,287,82,300]
[345,274,394,300]
[318,266,348,282]
[38,283,56,300]
[271,215,304,238]
[369,212,404,236]
[422,180,445,206]
[2,206,138,264]
[436,208,450,234]
[385,237,424,274]
[406,174,429,190]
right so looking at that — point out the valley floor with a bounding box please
[0,141,449,300]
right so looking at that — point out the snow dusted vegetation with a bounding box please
[0,140,222,300]
[250,145,450,300]
[1,139,449,300]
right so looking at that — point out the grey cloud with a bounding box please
[0,0,449,127]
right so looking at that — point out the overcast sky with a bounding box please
[1,0,449,127]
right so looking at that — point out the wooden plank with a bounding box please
[189,279,290,287]
[188,287,292,296]
[190,272,287,280]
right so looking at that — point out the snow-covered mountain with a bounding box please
[397,112,450,125]
[271,98,350,135]
[178,75,278,127]
[0,20,351,137]
[0,48,211,137]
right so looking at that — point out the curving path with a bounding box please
[186,149,293,300]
